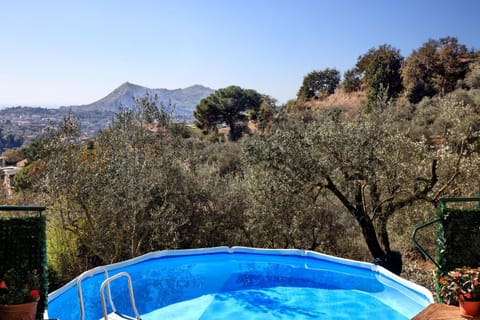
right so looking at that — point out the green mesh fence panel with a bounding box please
[437,208,480,273]
[0,215,47,319]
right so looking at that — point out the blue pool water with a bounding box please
[47,247,433,320]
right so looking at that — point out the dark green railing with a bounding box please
[412,218,442,269]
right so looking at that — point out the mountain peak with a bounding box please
[115,81,145,90]
[74,82,215,121]
[186,84,209,89]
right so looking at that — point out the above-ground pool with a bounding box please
[47,247,433,320]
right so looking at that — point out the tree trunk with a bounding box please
[354,210,386,259]
[228,120,236,141]
[353,180,385,259]
[324,176,385,259]
[376,214,391,254]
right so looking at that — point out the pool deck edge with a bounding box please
[412,303,480,319]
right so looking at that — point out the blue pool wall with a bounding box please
[46,246,434,319]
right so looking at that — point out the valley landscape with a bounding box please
[0,82,214,143]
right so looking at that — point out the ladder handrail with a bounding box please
[77,266,116,320]
[99,272,141,320]
[412,218,442,270]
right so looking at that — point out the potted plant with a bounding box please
[439,266,480,316]
[0,269,40,320]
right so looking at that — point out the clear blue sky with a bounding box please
[1,0,479,106]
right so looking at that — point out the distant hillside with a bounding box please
[0,83,215,142]
[69,82,215,121]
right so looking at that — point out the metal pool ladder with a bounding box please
[77,267,141,320]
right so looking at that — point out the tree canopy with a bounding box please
[297,68,340,100]
[242,95,479,273]
[355,44,403,109]
[42,99,249,275]
[194,86,263,141]
[0,128,24,152]
[402,36,470,103]
[342,68,362,93]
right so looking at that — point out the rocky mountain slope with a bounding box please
[69,82,215,121]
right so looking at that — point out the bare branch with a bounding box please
[322,176,356,215]
[390,159,438,213]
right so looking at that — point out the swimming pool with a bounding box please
[47,247,433,319]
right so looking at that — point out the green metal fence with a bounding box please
[413,197,480,273]
[413,197,480,303]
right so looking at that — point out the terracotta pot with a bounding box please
[460,301,480,317]
[0,302,37,320]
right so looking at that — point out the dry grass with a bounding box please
[304,90,366,110]
[288,90,366,119]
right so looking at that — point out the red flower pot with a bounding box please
[0,302,37,320]
[460,301,480,317]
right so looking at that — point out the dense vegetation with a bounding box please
[0,127,23,152]
[3,36,480,290]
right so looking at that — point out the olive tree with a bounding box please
[43,103,188,264]
[242,138,355,255]
[242,104,473,274]
[42,97,255,280]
